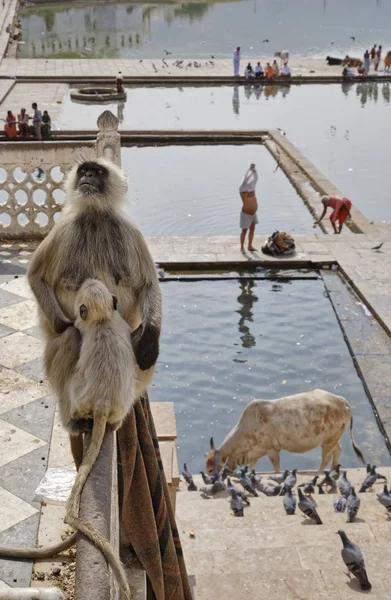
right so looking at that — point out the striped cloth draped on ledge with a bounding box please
[117,395,192,600]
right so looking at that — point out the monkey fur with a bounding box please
[64,279,135,600]
[0,160,161,588]
[0,280,134,599]
[28,158,162,459]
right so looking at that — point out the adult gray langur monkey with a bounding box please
[28,157,162,468]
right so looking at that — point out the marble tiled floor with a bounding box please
[0,255,55,590]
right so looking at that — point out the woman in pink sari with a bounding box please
[315,195,352,234]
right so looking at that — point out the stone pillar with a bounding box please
[74,428,120,600]
[96,110,121,166]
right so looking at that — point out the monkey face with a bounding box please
[76,162,108,195]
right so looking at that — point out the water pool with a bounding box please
[58,83,391,222]
[18,0,391,60]
[150,275,391,472]
[123,145,315,236]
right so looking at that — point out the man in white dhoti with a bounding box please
[234,47,241,77]
[239,163,258,251]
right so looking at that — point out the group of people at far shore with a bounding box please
[343,44,391,79]
[4,103,51,140]
[234,47,291,79]
[245,59,291,80]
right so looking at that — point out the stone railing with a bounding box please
[0,110,121,240]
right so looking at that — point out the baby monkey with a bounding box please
[65,278,137,600]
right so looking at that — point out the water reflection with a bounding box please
[153,278,391,470]
[18,0,391,60]
[340,81,390,106]
[236,279,258,349]
[57,82,391,222]
[232,85,239,115]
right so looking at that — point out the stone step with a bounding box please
[176,468,391,600]
[150,402,177,441]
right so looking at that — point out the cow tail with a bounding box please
[350,415,365,465]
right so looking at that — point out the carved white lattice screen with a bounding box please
[0,141,96,239]
[0,110,121,240]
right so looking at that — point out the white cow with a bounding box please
[206,390,364,473]
[274,50,290,65]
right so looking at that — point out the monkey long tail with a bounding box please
[66,413,107,520]
[0,531,78,559]
[65,414,131,600]
[68,515,131,600]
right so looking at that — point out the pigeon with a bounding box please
[359,465,377,492]
[262,485,282,497]
[373,465,387,481]
[319,470,337,492]
[299,476,318,495]
[371,242,383,251]
[339,471,353,498]
[233,465,249,479]
[281,469,297,493]
[334,496,347,513]
[283,488,296,515]
[269,470,289,484]
[182,463,197,491]
[163,48,172,55]
[349,36,356,42]
[317,484,325,495]
[200,482,224,496]
[200,471,214,485]
[230,489,244,516]
[227,477,251,505]
[248,469,263,490]
[346,487,361,523]
[240,475,259,497]
[212,480,226,493]
[330,464,341,481]
[220,466,229,482]
[366,463,371,473]
[377,484,391,514]
[337,530,371,591]
[262,39,269,43]
[298,488,322,524]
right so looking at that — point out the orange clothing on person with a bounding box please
[265,65,275,79]
[328,196,352,225]
[4,113,17,138]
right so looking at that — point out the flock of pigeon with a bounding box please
[182,458,391,592]
[148,56,216,74]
